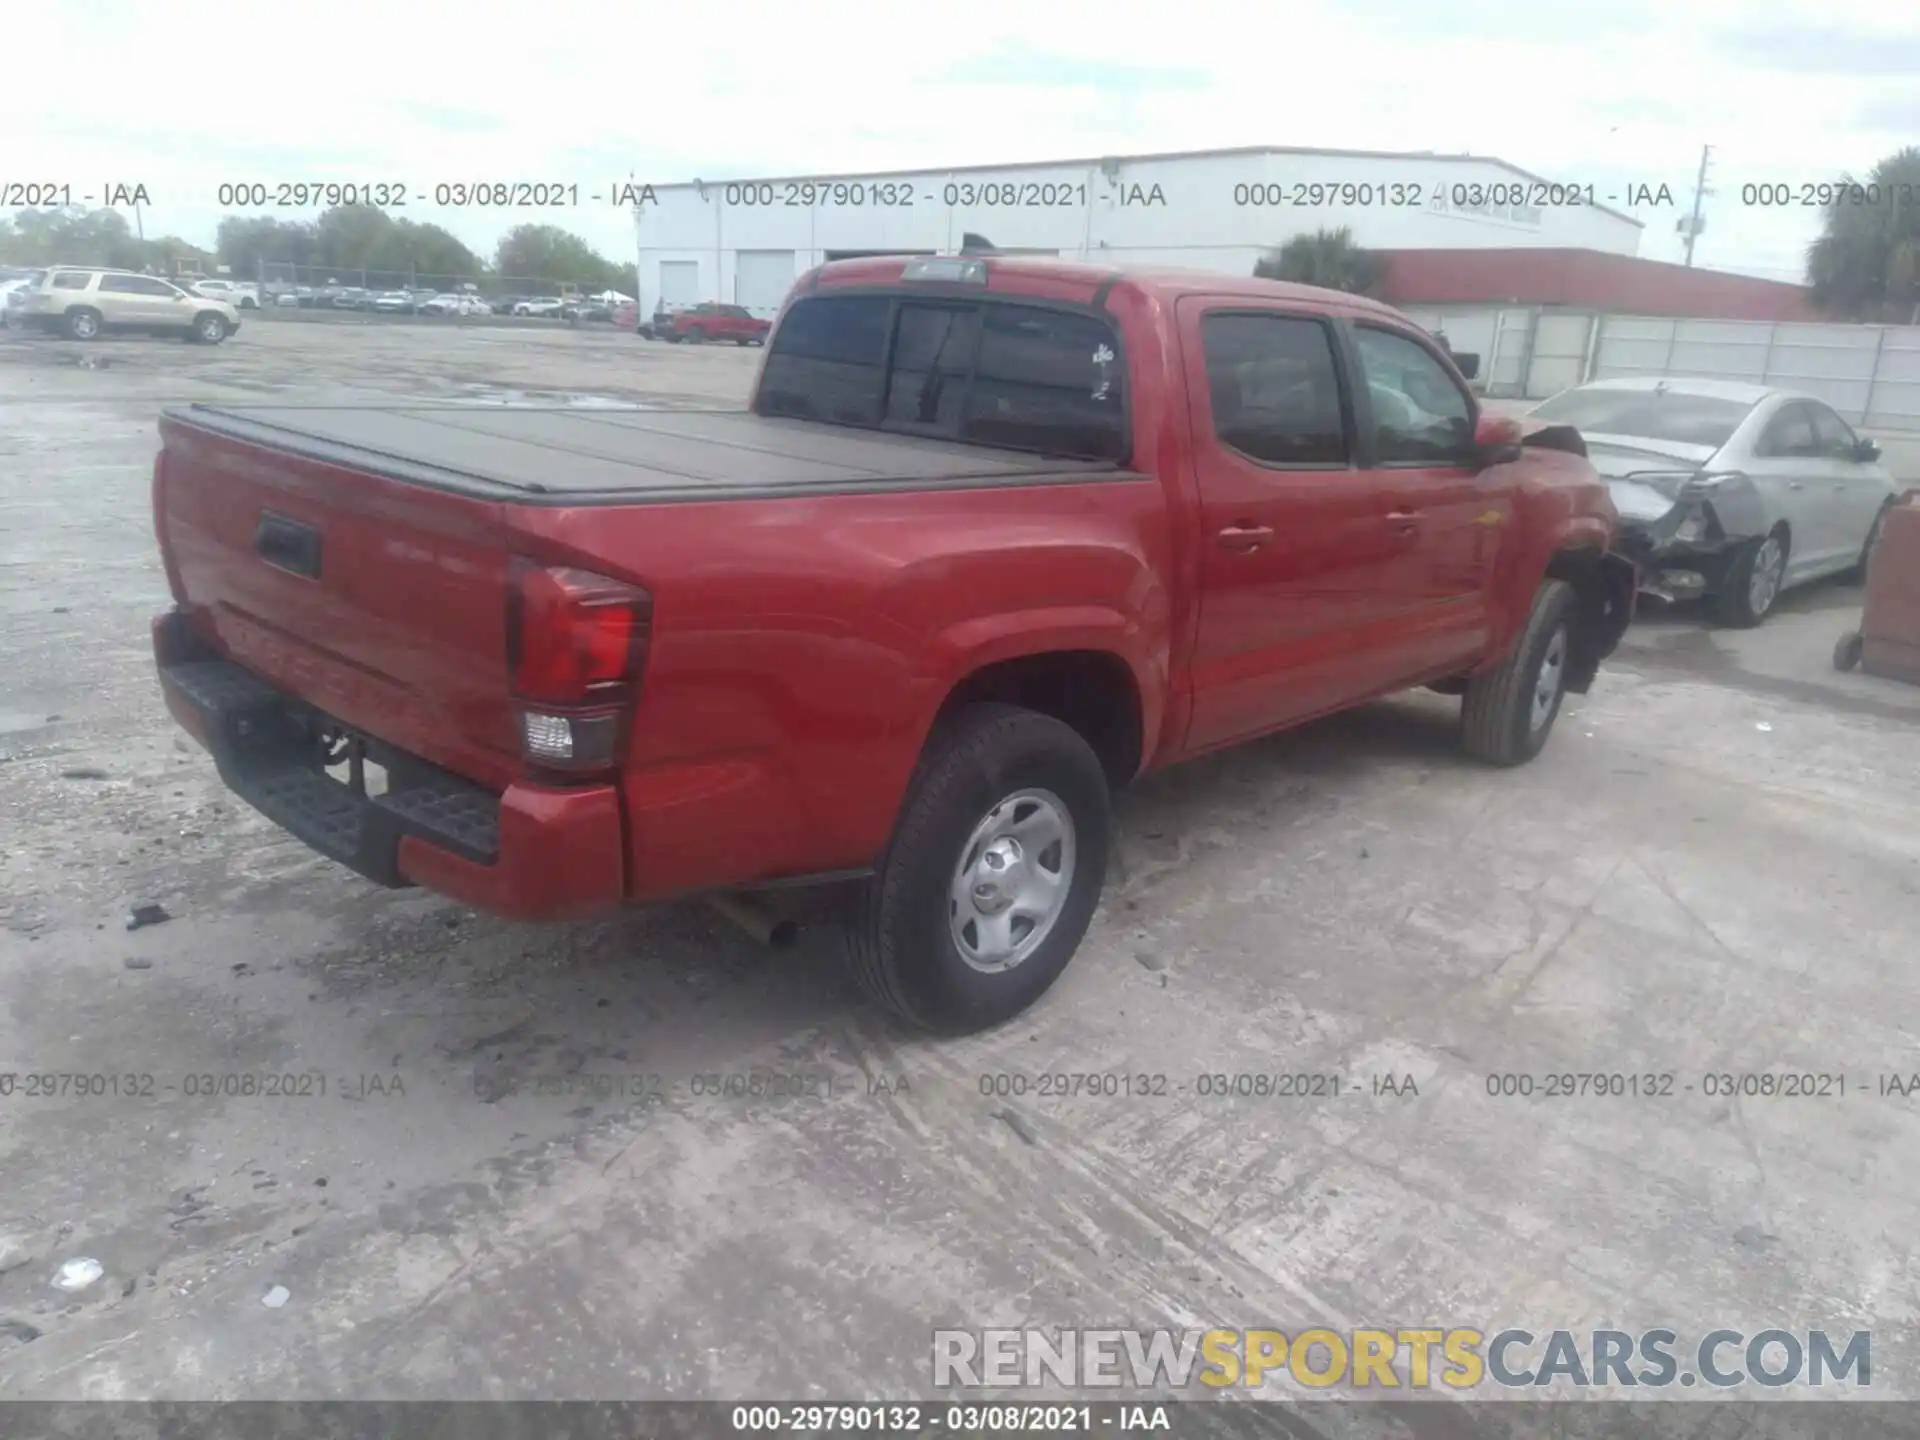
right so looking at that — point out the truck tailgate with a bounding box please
[156,411,522,788]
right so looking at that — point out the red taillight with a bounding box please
[152,448,188,604]
[506,560,652,776]
[507,561,651,703]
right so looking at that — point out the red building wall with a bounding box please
[1376,248,1822,322]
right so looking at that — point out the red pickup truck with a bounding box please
[150,255,1633,1034]
[663,301,771,345]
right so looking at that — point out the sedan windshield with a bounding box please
[1531,386,1756,449]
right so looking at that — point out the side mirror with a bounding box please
[1472,411,1524,468]
[1452,352,1481,380]
[1854,438,1881,463]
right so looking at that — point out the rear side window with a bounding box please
[758,293,1127,461]
[1200,313,1348,466]
[963,307,1125,460]
[51,272,91,290]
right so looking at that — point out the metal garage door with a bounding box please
[659,261,700,309]
[734,250,797,318]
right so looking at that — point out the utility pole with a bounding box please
[1679,144,1713,267]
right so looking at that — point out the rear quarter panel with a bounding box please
[510,478,1175,899]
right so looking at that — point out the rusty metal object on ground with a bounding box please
[1858,489,1920,687]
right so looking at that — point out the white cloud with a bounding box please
[5,0,1909,281]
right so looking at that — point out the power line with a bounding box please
[1677,144,1713,268]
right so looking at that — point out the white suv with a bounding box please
[15,268,239,343]
[189,278,260,309]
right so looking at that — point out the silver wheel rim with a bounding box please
[74,314,96,337]
[1530,624,1567,733]
[1749,536,1785,615]
[948,788,1076,974]
[201,318,221,339]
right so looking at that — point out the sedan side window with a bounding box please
[1807,404,1857,458]
[1759,404,1816,458]
[1353,325,1474,464]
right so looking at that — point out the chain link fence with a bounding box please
[256,262,625,306]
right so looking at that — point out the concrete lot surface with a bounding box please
[2,320,1919,1411]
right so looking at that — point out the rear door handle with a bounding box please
[1387,509,1423,530]
[1788,481,1805,491]
[1217,524,1274,551]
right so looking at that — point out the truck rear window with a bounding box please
[756,293,1128,462]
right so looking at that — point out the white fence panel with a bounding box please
[1525,312,1593,399]
[1865,328,1920,431]
[1590,316,1674,379]
[1765,324,1881,418]
[1588,315,1920,431]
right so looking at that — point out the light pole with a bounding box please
[1678,144,1713,267]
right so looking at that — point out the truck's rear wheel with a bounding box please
[845,703,1111,1035]
[1460,579,1577,766]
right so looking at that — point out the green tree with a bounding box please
[0,205,209,274]
[1806,146,1920,322]
[493,223,633,290]
[1254,226,1386,295]
[217,207,483,287]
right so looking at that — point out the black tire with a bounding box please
[844,703,1112,1035]
[1833,630,1864,673]
[1713,528,1789,628]
[1461,579,1578,766]
[1849,503,1890,584]
[64,307,101,341]
[192,312,229,344]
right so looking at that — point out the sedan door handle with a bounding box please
[1217,523,1274,551]
[1788,481,1805,490]
[1386,509,1423,531]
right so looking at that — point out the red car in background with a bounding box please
[663,302,770,346]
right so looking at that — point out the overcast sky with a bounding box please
[11,0,1915,283]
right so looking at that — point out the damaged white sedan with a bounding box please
[1529,378,1898,627]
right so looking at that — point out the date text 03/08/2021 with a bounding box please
[210,181,659,209]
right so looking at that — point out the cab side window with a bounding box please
[1352,325,1474,464]
[1199,312,1349,467]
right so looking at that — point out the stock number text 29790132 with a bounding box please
[213,181,612,209]
[977,1072,1351,1099]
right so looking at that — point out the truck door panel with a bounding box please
[1177,303,1407,752]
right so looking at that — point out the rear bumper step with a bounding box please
[161,657,500,884]
[154,610,627,921]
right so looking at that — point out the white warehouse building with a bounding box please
[631,144,1644,319]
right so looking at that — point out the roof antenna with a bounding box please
[959,232,998,255]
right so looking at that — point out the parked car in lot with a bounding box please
[147,254,1631,1034]
[15,267,238,343]
[611,301,638,330]
[189,279,261,310]
[370,291,415,313]
[511,297,565,317]
[420,293,492,317]
[0,271,42,326]
[1529,377,1899,626]
[664,301,770,345]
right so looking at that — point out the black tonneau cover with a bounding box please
[164,403,1131,505]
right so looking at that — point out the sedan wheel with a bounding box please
[1714,530,1789,628]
